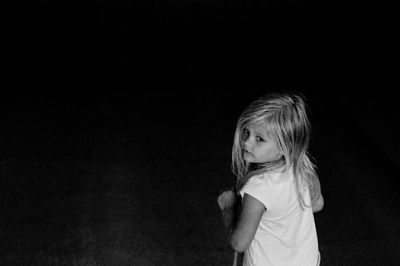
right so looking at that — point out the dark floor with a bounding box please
[1,89,400,265]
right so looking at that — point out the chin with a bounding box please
[243,154,255,163]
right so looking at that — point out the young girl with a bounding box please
[217,92,324,266]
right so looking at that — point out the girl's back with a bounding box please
[239,168,319,266]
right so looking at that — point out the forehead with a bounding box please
[247,121,269,135]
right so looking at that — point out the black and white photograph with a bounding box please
[2,0,399,265]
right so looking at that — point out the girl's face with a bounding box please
[242,121,282,164]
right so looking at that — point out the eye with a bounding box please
[256,136,264,142]
[242,128,250,138]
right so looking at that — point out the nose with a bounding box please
[244,137,252,151]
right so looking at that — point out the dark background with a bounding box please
[2,0,400,265]
[4,0,398,86]
[4,0,399,156]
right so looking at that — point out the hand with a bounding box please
[312,193,324,213]
[217,189,237,211]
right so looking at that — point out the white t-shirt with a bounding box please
[239,169,320,266]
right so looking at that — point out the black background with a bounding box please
[2,0,400,265]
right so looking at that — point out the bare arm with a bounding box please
[228,194,265,252]
[312,192,324,213]
[310,175,324,213]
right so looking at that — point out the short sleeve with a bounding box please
[240,175,270,210]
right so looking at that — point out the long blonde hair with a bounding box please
[232,91,321,209]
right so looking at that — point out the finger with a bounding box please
[217,199,225,210]
[217,195,225,205]
[219,186,235,195]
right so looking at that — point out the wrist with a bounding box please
[221,206,234,213]
[221,208,234,236]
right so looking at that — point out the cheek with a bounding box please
[270,145,281,157]
[257,146,281,161]
[243,152,253,162]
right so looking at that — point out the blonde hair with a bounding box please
[232,91,321,209]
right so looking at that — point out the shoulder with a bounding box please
[239,169,289,199]
[268,168,290,184]
[248,172,268,184]
[241,172,270,191]
[243,168,289,187]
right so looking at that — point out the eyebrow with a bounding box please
[255,130,267,138]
